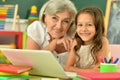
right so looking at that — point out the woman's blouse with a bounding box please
[27,21,68,68]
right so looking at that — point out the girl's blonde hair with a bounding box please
[39,0,77,36]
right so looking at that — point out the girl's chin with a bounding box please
[81,38,89,42]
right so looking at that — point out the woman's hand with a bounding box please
[56,36,73,51]
[44,36,73,52]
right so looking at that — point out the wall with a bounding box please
[0,0,107,19]
[110,45,120,66]
[0,0,107,31]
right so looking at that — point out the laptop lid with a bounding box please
[0,49,70,78]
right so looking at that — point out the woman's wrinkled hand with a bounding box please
[56,36,73,51]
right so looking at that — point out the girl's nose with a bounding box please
[82,26,87,31]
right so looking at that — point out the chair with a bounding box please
[109,45,120,66]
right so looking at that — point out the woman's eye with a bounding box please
[63,20,70,24]
[52,17,58,21]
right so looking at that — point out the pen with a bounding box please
[113,58,119,64]
[99,56,104,63]
[108,57,113,63]
[104,57,108,63]
[110,57,113,63]
[108,58,112,63]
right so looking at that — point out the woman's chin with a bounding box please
[52,35,62,39]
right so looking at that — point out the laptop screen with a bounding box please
[0,49,69,78]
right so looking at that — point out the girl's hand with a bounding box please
[91,64,100,72]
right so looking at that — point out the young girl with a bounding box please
[65,6,110,72]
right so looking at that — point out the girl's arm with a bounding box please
[65,50,100,72]
[97,36,110,59]
[65,39,100,72]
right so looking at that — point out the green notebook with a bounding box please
[0,51,10,64]
[73,77,83,80]
[0,75,31,80]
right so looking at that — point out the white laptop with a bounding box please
[0,48,76,78]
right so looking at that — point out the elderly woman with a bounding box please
[26,0,77,68]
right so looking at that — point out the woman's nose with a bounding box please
[56,21,62,29]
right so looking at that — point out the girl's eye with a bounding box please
[88,24,92,26]
[77,24,82,27]
[87,23,94,27]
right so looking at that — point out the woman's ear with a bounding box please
[67,21,76,36]
[42,14,46,23]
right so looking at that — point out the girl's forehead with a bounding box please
[78,13,93,18]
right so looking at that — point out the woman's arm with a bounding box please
[27,36,73,52]
[26,36,58,51]
[26,37,40,50]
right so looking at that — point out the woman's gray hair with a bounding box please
[39,0,77,36]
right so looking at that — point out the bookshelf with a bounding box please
[0,31,23,49]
